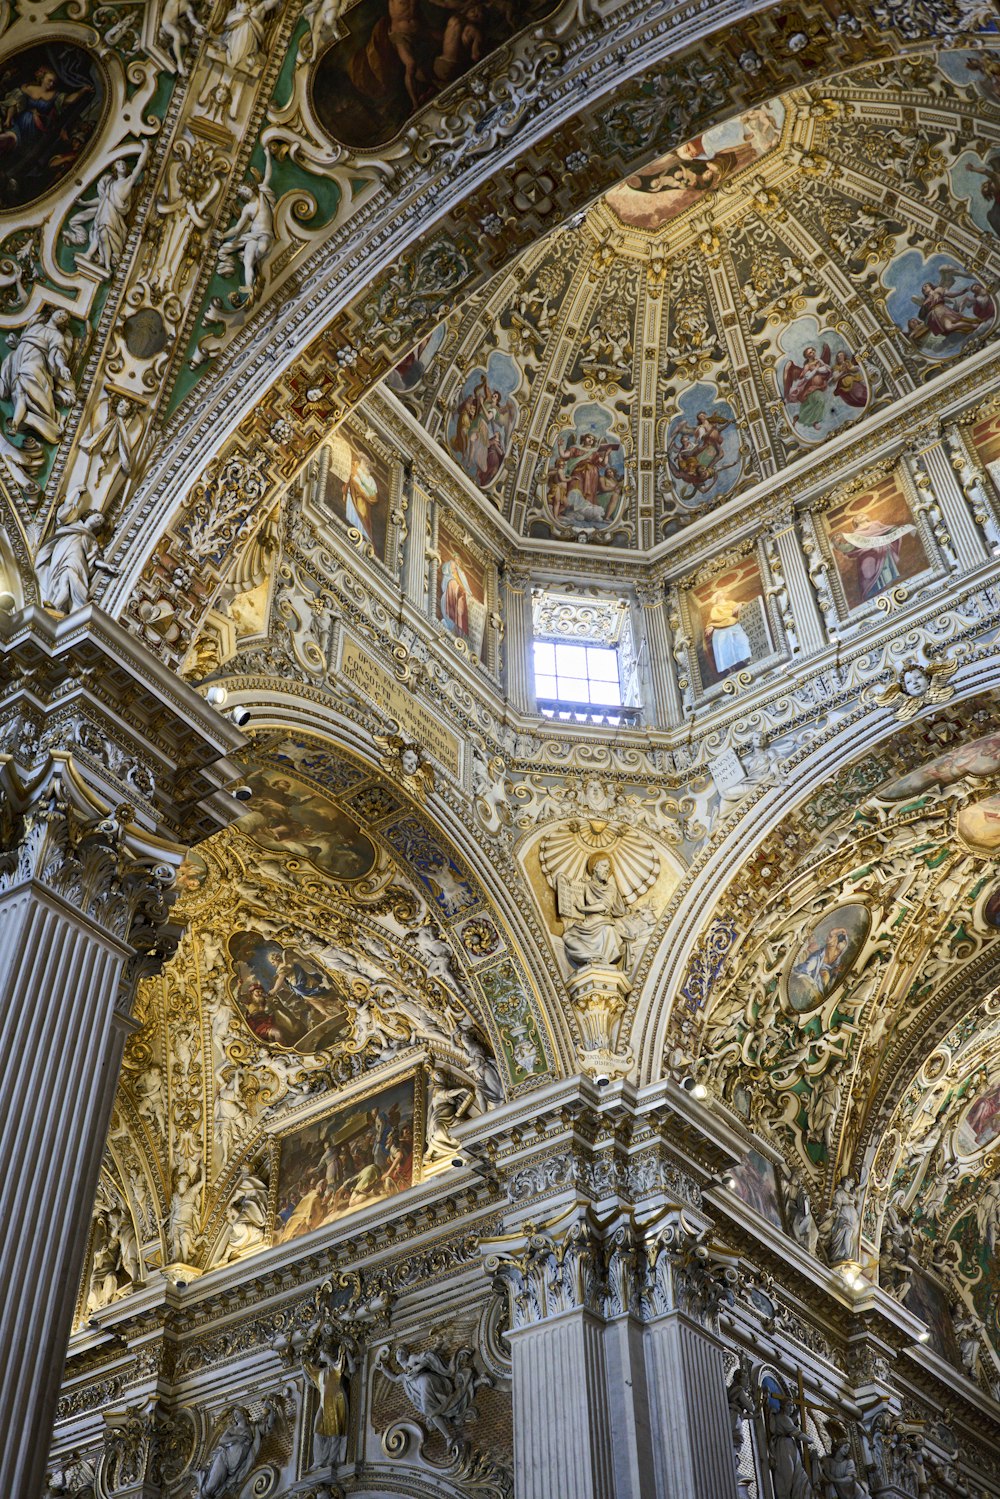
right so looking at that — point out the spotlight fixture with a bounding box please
[594,1072,611,1088]
[205,685,228,706]
[916,1329,931,1344]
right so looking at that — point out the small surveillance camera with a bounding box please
[594,1072,611,1088]
[451,1155,465,1169]
[680,1075,696,1093]
[232,783,253,802]
[228,705,251,727]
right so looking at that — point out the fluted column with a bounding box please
[767,512,825,656]
[636,582,683,728]
[908,429,988,570]
[402,470,430,608]
[484,1199,739,1499]
[502,565,535,715]
[0,605,243,1499]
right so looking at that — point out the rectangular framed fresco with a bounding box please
[971,409,1000,472]
[904,1268,962,1367]
[274,1068,426,1245]
[728,1147,785,1231]
[817,473,932,616]
[433,519,495,669]
[686,551,780,695]
[311,426,400,574]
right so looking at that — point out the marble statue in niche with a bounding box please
[539,821,659,975]
[302,1318,356,1466]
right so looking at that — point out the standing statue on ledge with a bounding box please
[816,1437,871,1498]
[35,495,116,614]
[303,1320,356,1468]
[767,1396,814,1499]
[0,304,76,443]
[823,1171,867,1264]
[66,145,149,274]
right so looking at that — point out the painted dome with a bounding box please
[377,48,1000,550]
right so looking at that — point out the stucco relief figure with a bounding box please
[194,1402,278,1499]
[540,823,659,972]
[423,1068,474,1164]
[823,1172,866,1263]
[377,1344,487,1444]
[303,1321,355,1466]
[218,1171,268,1263]
[219,0,281,71]
[34,496,115,613]
[767,1397,815,1499]
[66,145,148,273]
[165,1169,202,1263]
[556,854,631,969]
[160,0,205,74]
[217,153,275,303]
[0,305,76,444]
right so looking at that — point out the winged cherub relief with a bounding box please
[539,821,659,973]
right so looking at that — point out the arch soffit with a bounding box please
[104,5,1000,623]
[209,681,579,1078]
[632,667,1000,1086]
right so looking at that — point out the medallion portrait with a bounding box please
[777,316,869,445]
[823,475,928,611]
[436,526,486,656]
[956,1079,1000,1157]
[308,0,557,150]
[276,1074,420,1242]
[605,101,784,232]
[0,43,106,212]
[323,431,390,562]
[228,930,352,1053]
[884,250,996,361]
[237,765,377,880]
[690,556,773,692]
[957,793,1000,855]
[785,904,870,1014]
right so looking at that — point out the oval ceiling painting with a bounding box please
[0,43,107,213]
[957,793,1000,856]
[309,0,558,151]
[237,765,377,881]
[955,1078,1000,1159]
[785,903,870,1015]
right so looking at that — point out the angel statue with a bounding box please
[377,1343,488,1445]
[539,822,659,973]
[194,1400,279,1499]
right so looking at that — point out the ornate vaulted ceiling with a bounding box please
[669,710,1000,1366]
[378,49,1000,549]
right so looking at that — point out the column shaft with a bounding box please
[502,568,534,714]
[772,520,825,655]
[644,1315,740,1499]
[510,1313,616,1499]
[402,476,430,607]
[0,886,130,1498]
[638,588,683,728]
